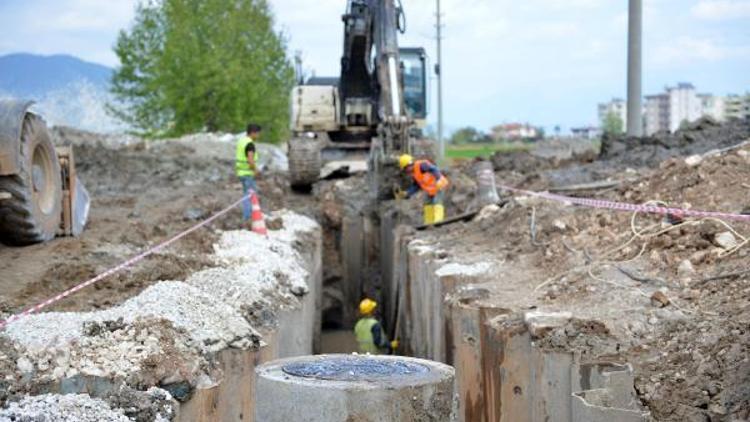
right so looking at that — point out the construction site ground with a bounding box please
[0,128,310,317]
[0,118,749,421]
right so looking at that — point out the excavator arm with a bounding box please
[288,0,426,194]
[340,0,412,197]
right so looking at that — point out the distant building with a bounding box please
[491,123,540,141]
[570,126,602,140]
[666,83,703,132]
[644,93,670,134]
[725,93,750,120]
[641,83,736,135]
[598,98,627,128]
[698,93,725,121]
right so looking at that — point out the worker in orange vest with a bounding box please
[398,154,449,225]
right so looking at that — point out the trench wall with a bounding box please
[385,221,649,422]
[178,230,322,421]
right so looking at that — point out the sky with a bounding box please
[0,0,748,133]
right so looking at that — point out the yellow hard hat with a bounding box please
[359,298,377,315]
[398,154,414,170]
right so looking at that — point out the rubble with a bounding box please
[388,134,750,420]
[0,394,134,421]
[0,207,321,419]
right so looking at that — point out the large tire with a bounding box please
[0,114,62,246]
[288,137,322,191]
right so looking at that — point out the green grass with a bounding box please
[445,142,531,160]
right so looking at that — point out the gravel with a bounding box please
[5,281,259,355]
[436,261,493,277]
[0,211,320,416]
[0,394,132,422]
[212,230,309,297]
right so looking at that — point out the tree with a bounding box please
[109,0,295,142]
[602,112,624,136]
[450,126,487,144]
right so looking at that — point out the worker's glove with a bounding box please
[393,187,407,200]
[390,339,400,350]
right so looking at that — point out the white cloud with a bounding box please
[691,0,750,20]
[654,36,750,63]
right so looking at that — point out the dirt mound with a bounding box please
[600,117,750,168]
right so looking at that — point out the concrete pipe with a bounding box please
[473,160,500,207]
[255,354,455,421]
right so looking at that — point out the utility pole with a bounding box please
[435,0,444,163]
[626,0,643,137]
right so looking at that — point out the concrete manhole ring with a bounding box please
[281,356,430,381]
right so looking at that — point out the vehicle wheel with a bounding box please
[288,137,322,191]
[0,114,62,245]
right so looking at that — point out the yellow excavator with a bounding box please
[0,99,89,246]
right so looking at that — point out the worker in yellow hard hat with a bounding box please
[397,154,450,225]
[354,298,398,354]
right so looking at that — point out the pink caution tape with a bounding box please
[498,184,750,223]
[0,192,258,330]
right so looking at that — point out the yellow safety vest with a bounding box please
[235,136,260,177]
[354,317,381,355]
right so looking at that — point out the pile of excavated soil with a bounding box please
[0,210,319,416]
[430,141,750,420]
[490,119,750,190]
[601,117,750,169]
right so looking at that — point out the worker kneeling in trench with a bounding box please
[354,298,398,354]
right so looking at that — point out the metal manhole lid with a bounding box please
[281,356,430,381]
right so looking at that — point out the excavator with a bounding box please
[288,0,428,197]
[0,99,89,246]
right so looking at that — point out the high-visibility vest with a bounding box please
[235,136,260,177]
[413,160,449,197]
[354,317,381,354]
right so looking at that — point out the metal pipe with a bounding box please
[627,0,643,137]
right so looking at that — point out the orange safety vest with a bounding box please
[413,160,449,197]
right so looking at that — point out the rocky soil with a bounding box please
[443,121,750,421]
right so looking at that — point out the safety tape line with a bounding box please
[498,184,750,223]
[0,192,258,330]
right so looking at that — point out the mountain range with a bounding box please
[0,53,122,133]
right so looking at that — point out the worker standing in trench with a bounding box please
[354,298,399,354]
[236,124,262,225]
[397,154,450,225]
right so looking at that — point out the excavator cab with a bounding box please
[399,47,428,124]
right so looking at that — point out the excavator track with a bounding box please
[288,137,322,190]
[0,114,62,245]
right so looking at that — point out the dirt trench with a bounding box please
[2,122,749,421]
[315,123,750,421]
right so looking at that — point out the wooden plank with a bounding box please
[0,192,11,200]
[415,200,508,231]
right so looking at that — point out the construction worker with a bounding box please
[236,124,261,222]
[354,298,398,354]
[398,154,450,225]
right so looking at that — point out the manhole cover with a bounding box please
[282,356,430,381]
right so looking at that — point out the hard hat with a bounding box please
[359,298,377,315]
[399,154,414,170]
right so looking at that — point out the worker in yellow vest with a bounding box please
[236,124,261,222]
[354,298,398,354]
[398,154,450,225]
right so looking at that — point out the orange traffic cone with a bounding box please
[250,192,268,236]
